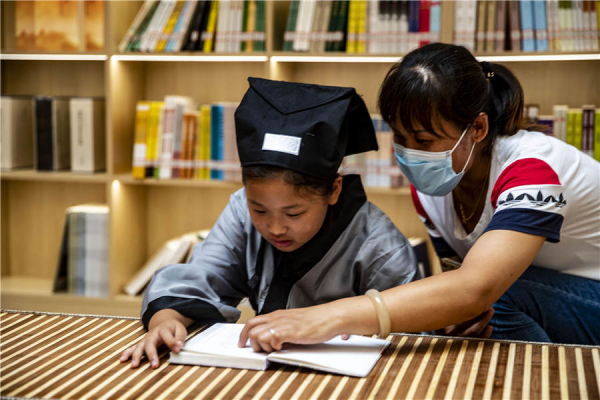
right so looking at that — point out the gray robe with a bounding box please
[141,185,420,328]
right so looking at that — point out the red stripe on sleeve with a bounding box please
[491,158,561,207]
[410,184,432,222]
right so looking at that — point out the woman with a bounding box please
[239,43,600,351]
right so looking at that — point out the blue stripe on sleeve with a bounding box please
[483,208,564,243]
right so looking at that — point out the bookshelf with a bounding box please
[1,1,599,316]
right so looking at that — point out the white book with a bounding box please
[1,96,34,170]
[169,323,391,378]
[140,0,170,52]
[69,98,106,173]
[124,234,195,296]
[553,105,568,142]
[215,0,229,53]
[590,1,600,51]
[118,0,158,53]
[148,0,177,52]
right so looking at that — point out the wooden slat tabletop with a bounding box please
[1,310,599,399]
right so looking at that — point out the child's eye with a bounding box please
[287,212,304,218]
[253,209,266,214]
[416,138,432,145]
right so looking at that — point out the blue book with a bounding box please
[430,1,441,41]
[532,0,549,51]
[408,0,420,33]
[166,0,193,52]
[210,104,224,180]
[520,0,536,51]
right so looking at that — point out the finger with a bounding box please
[239,316,271,347]
[120,345,135,362]
[145,339,160,369]
[173,323,186,353]
[130,342,146,369]
[256,329,275,353]
[159,326,177,350]
[480,325,493,339]
[248,325,270,352]
[341,334,350,340]
[270,328,284,351]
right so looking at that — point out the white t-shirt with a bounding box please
[411,130,600,281]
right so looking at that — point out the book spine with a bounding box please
[1,98,13,169]
[132,102,150,179]
[520,0,536,51]
[170,0,199,52]
[533,0,549,51]
[159,106,176,179]
[418,0,431,47]
[495,0,507,52]
[203,0,219,52]
[509,0,522,51]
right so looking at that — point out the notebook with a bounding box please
[169,323,390,377]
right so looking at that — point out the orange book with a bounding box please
[15,1,35,50]
[84,0,105,51]
[34,0,80,51]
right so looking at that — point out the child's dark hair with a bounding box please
[378,43,529,156]
[242,165,339,197]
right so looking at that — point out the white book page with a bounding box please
[268,335,390,378]
[182,323,268,363]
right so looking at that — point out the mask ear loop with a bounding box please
[450,123,477,174]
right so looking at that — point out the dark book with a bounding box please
[182,0,208,51]
[34,97,54,171]
[335,0,349,52]
[325,1,339,52]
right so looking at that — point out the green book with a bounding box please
[326,1,340,52]
[254,0,266,51]
[127,1,160,52]
[241,0,249,52]
[284,0,300,52]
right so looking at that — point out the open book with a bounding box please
[169,323,390,378]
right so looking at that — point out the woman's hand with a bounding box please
[239,297,379,352]
[120,309,192,369]
[439,307,495,338]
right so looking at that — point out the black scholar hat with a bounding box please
[235,77,378,178]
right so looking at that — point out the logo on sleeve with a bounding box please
[498,190,567,208]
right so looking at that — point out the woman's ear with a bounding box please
[327,176,344,206]
[472,113,489,143]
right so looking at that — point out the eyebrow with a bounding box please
[248,199,302,210]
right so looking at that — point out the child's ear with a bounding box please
[327,176,344,205]
[472,113,489,143]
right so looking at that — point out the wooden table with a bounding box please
[1,310,599,399]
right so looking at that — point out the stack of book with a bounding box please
[548,105,600,160]
[343,115,406,188]
[0,96,106,173]
[119,0,266,53]
[54,204,109,298]
[455,0,599,53]
[283,0,441,53]
[131,98,240,181]
[14,0,105,51]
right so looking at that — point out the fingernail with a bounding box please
[152,359,158,368]
[174,346,180,352]
[177,340,184,347]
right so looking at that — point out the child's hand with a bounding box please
[120,310,191,369]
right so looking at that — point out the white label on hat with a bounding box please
[262,133,301,156]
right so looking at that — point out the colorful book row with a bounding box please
[119,0,266,53]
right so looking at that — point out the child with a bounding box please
[120,78,421,368]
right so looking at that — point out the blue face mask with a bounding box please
[393,125,476,196]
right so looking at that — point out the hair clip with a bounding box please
[481,61,494,79]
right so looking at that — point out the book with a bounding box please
[34,97,71,171]
[1,96,34,171]
[166,0,199,52]
[495,0,507,52]
[508,0,522,51]
[69,97,106,173]
[169,323,391,378]
[15,1,35,50]
[132,101,151,179]
[202,0,219,52]
[155,0,187,52]
[532,0,549,51]
[124,232,200,296]
[145,102,165,177]
[119,0,158,52]
[520,0,536,51]
[553,105,569,142]
[34,0,80,51]
[84,0,105,51]
[594,108,600,161]
[210,103,225,180]
[54,204,109,297]
[182,0,208,51]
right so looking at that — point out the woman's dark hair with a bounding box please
[378,43,529,156]
[242,165,339,197]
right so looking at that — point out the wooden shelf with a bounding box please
[111,53,268,62]
[1,277,142,317]
[115,174,243,190]
[0,53,108,61]
[1,170,109,183]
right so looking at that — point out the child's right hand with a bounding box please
[120,309,191,369]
